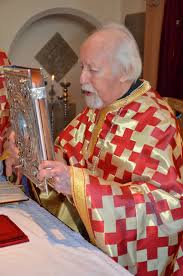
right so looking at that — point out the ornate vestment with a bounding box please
[0,50,10,153]
[55,80,183,275]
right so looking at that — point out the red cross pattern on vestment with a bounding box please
[111,128,136,156]
[60,125,74,142]
[132,106,161,132]
[86,175,112,208]
[79,111,94,140]
[65,142,84,162]
[137,261,157,275]
[88,209,104,233]
[105,219,137,256]
[98,152,117,180]
[137,226,169,260]
[129,144,159,175]
[152,167,183,196]
[151,125,177,150]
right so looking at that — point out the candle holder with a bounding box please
[58,80,71,123]
[49,75,56,104]
[58,81,71,102]
[49,76,56,138]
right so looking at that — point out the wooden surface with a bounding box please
[165,97,183,114]
[165,97,183,139]
[143,0,165,88]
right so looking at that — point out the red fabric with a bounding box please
[0,215,29,247]
[157,0,183,99]
[57,83,183,274]
[0,50,10,153]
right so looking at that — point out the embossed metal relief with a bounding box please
[3,66,54,192]
[35,32,78,82]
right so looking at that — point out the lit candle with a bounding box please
[51,75,54,84]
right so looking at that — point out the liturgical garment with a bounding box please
[55,80,183,275]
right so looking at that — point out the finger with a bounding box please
[38,164,66,181]
[38,160,64,170]
[15,169,22,185]
[5,157,20,177]
[12,147,19,158]
[3,139,19,158]
[5,158,14,176]
[5,147,19,158]
[8,130,16,142]
[37,168,54,181]
[4,132,16,148]
[52,176,66,193]
[54,182,64,193]
[53,177,71,195]
[6,166,13,177]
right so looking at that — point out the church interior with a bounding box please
[0,0,182,135]
[0,0,183,275]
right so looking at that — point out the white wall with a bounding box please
[9,15,93,113]
[0,0,122,114]
[0,0,122,52]
[0,0,145,115]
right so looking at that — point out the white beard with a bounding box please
[84,93,104,109]
[81,84,104,109]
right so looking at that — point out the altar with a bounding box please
[0,199,131,276]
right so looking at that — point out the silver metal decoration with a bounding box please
[3,66,54,192]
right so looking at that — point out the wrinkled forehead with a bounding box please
[79,31,118,65]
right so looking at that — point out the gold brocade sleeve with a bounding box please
[70,166,95,244]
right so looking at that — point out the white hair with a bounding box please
[94,23,142,81]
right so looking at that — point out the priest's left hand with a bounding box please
[38,160,71,195]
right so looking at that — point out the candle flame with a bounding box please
[51,75,54,81]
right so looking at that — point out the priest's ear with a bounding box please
[119,65,133,83]
[119,74,129,83]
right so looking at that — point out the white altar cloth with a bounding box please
[0,199,131,276]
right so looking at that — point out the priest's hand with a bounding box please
[3,130,20,178]
[38,160,71,195]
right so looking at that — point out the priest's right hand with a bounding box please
[38,160,72,196]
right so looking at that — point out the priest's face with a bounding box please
[79,32,124,109]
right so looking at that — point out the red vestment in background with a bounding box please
[0,50,10,153]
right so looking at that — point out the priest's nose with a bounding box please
[80,68,91,85]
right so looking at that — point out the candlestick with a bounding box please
[49,75,56,101]
[58,79,71,127]
[49,75,56,138]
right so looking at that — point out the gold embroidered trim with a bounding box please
[70,166,95,244]
[102,80,151,113]
[87,109,109,157]
[88,80,151,157]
